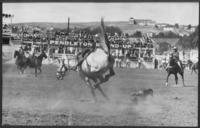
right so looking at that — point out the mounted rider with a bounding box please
[76,34,98,68]
[56,55,68,80]
[167,46,183,72]
[27,46,43,66]
[18,45,24,55]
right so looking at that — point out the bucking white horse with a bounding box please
[76,18,115,102]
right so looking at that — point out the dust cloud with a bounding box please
[41,83,166,117]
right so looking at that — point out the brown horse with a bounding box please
[14,50,28,74]
[26,51,47,77]
[76,18,115,102]
[166,58,185,87]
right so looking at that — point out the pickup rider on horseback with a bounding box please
[18,45,24,54]
[167,46,183,71]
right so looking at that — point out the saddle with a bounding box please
[167,58,183,72]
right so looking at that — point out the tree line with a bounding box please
[176,26,199,49]
[51,26,123,36]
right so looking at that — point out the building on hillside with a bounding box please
[144,32,158,38]
[189,27,196,32]
[137,19,156,26]
[183,26,196,32]
[156,23,169,28]
[145,32,154,37]
[129,17,135,24]
[163,26,174,31]
[129,17,156,26]
[178,31,190,37]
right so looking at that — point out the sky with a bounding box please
[3,2,199,25]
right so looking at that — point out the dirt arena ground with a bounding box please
[2,62,198,126]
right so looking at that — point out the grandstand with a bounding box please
[17,31,156,69]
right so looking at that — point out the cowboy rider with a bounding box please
[76,34,98,67]
[167,46,182,70]
[172,47,179,60]
[18,44,25,55]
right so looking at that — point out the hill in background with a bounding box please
[13,21,161,34]
[12,21,198,51]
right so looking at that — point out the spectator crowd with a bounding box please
[13,26,155,62]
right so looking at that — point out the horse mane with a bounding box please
[14,50,25,59]
[38,52,47,60]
